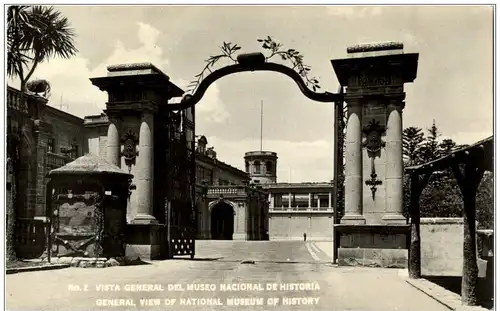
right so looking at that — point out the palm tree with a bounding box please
[7,5,77,92]
[6,5,78,263]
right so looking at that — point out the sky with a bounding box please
[10,5,494,183]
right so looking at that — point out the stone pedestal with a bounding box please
[331,42,419,267]
[125,224,167,260]
[335,224,410,268]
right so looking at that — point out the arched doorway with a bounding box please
[210,202,234,240]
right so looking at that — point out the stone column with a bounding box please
[308,193,312,210]
[288,193,292,210]
[269,193,274,210]
[106,117,121,166]
[133,112,157,224]
[382,102,406,224]
[328,192,332,209]
[341,102,365,224]
[317,196,321,210]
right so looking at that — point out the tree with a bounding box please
[6,5,77,263]
[421,120,441,163]
[476,171,494,229]
[403,126,425,166]
[438,138,456,155]
[402,122,463,218]
[7,5,77,92]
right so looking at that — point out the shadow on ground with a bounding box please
[124,258,151,266]
[424,276,493,309]
[173,257,223,261]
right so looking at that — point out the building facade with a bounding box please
[264,182,334,241]
[244,151,278,184]
[244,149,335,241]
[7,86,87,221]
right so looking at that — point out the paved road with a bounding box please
[6,241,449,311]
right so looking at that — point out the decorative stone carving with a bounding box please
[358,73,391,88]
[362,119,386,200]
[121,130,139,173]
[362,119,386,153]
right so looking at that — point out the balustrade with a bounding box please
[7,87,29,113]
[207,186,245,196]
[47,152,73,170]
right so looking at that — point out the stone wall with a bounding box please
[268,213,333,241]
[85,127,108,159]
[233,201,246,240]
[420,217,463,276]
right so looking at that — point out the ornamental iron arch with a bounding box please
[167,52,344,111]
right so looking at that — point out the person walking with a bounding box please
[303,232,307,241]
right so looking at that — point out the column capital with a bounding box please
[387,99,406,111]
[141,111,154,123]
[107,115,124,129]
[343,96,365,106]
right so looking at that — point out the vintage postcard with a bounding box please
[4,4,494,311]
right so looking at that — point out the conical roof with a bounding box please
[48,153,131,177]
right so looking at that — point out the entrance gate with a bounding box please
[164,107,196,258]
[169,51,345,250]
[91,44,346,260]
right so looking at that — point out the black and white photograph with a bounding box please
[4,4,495,311]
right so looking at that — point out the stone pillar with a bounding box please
[269,193,274,210]
[106,117,121,166]
[133,112,157,224]
[382,102,406,224]
[308,193,312,210]
[288,193,292,210]
[341,102,365,224]
[317,196,321,210]
[328,192,332,209]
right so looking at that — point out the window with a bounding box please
[196,166,213,185]
[47,138,55,153]
[254,161,261,174]
[293,194,310,210]
[274,194,284,210]
[266,161,273,174]
[71,144,79,159]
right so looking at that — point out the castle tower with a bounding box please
[244,151,278,184]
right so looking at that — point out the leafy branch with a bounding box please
[257,36,320,92]
[185,41,241,93]
[186,36,321,94]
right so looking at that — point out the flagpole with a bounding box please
[260,100,263,151]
